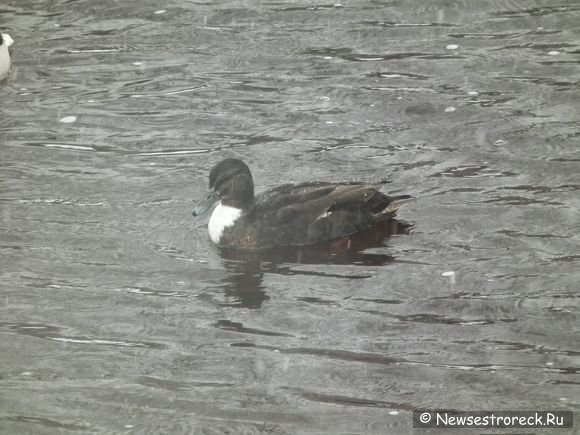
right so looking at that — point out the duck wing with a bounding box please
[254,183,394,245]
[256,182,356,208]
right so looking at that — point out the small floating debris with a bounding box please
[325,120,334,124]
[444,106,456,113]
[467,90,479,96]
[323,56,333,60]
[388,411,399,416]
[154,9,167,14]
[133,61,143,66]
[124,425,134,429]
[442,271,456,284]
[548,50,560,56]
[494,139,506,146]
[446,44,459,50]
[545,362,554,366]
[59,116,77,124]
[559,397,568,402]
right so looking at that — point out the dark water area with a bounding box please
[1,0,579,433]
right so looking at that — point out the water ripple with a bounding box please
[0,416,90,431]
[491,4,580,17]
[0,322,166,349]
[287,388,416,410]
[304,47,465,62]
[216,320,295,337]
[361,20,457,28]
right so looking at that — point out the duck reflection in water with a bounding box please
[215,219,412,309]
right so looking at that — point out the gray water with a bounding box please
[1,0,579,434]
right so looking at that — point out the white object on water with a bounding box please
[548,50,560,56]
[446,44,459,50]
[445,106,456,113]
[0,33,14,81]
[59,116,78,124]
[442,270,456,285]
[2,33,13,47]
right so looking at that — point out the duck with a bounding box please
[0,32,14,81]
[192,158,408,249]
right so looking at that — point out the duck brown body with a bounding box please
[193,159,405,249]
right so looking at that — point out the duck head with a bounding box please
[192,158,255,217]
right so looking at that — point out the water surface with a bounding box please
[1,0,579,433]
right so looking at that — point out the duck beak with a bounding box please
[192,189,219,217]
